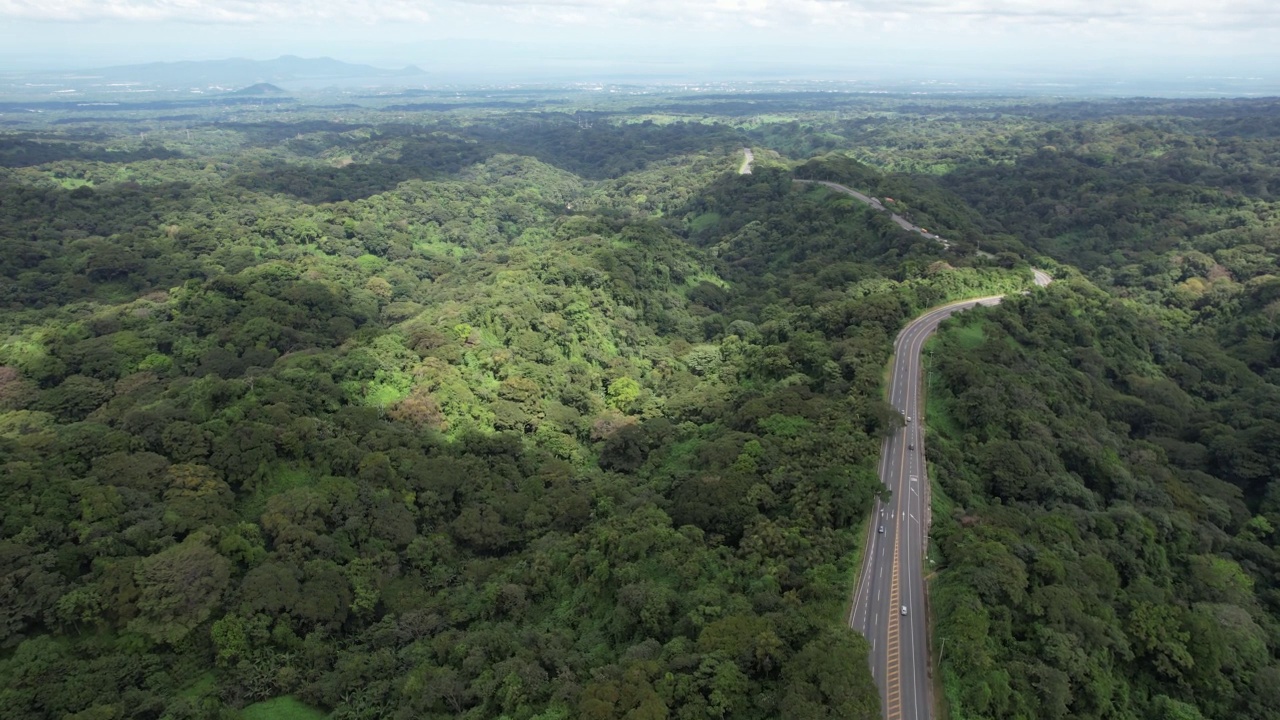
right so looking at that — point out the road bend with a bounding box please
[848,275,1050,720]
[792,179,952,249]
[791,175,1054,718]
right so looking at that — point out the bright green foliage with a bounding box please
[2,106,1013,719]
[606,376,641,409]
[12,92,1259,720]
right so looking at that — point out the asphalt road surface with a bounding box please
[787,177,1056,720]
[793,179,951,249]
[849,275,1050,720]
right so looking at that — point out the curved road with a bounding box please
[850,270,1051,720]
[801,167,1055,720]
[793,179,951,249]
[849,295,999,720]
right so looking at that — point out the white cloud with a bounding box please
[433,0,1280,30]
[0,0,431,23]
[2,0,1277,33]
[3,0,1277,76]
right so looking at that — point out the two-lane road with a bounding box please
[793,179,952,249]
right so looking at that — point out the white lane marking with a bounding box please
[875,295,1011,714]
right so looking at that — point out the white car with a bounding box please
[901,606,908,616]
[906,416,912,423]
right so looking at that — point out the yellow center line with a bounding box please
[878,299,999,720]
[886,431,906,720]
[886,321,928,720]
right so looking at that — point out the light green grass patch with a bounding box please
[260,467,312,498]
[56,177,94,189]
[838,512,872,621]
[620,114,687,126]
[685,272,728,289]
[735,113,799,126]
[949,320,987,351]
[923,337,962,440]
[242,696,327,720]
[177,671,216,700]
[689,212,721,233]
[365,380,409,408]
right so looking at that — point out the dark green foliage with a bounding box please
[7,107,1017,719]
[928,178,1280,719]
[467,117,747,179]
[14,91,1273,720]
[0,134,181,167]
[236,130,495,202]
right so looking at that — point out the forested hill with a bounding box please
[0,113,1027,718]
[6,95,1278,720]
[912,111,1280,718]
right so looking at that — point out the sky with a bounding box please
[1,0,1278,86]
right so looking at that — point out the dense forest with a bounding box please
[917,111,1280,717]
[1,92,1278,720]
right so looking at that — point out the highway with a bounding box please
[849,295,1000,720]
[793,179,952,249]
[850,275,1052,720]
[798,173,1055,720]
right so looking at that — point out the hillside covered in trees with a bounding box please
[0,102,1026,719]
[1,92,1279,720]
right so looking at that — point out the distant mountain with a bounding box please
[229,83,288,96]
[75,55,427,89]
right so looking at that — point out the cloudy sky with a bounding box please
[1,0,1277,84]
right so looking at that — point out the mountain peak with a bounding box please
[229,82,288,96]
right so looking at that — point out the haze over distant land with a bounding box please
[86,56,425,86]
[1,0,1278,94]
